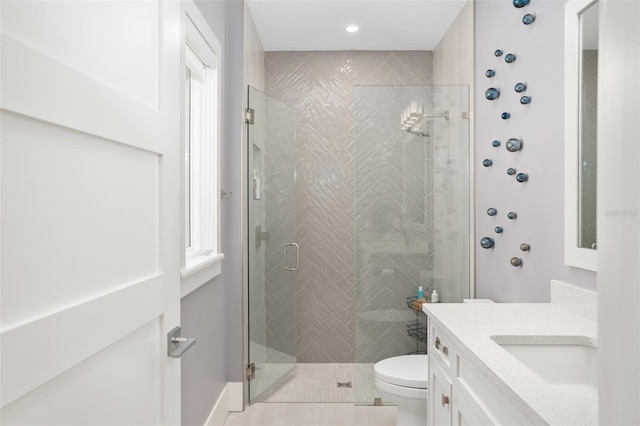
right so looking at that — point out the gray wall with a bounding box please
[181,1,244,425]
[474,0,596,301]
[265,51,433,363]
[219,0,245,387]
[181,279,226,426]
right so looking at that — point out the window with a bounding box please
[181,4,223,295]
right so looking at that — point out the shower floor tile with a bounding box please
[259,363,380,404]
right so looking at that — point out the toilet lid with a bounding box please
[374,355,429,388]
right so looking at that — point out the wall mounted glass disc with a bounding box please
[506,138,523,152]
[523,13,536,25]
[514,82,527,93]
[485,88,500,100]
[480,237,495,249]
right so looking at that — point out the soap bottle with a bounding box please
[417,286,425,299]
[431,289,439,303]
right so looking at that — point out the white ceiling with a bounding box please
[246,0,467,51]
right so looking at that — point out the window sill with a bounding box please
[181,252,224,298]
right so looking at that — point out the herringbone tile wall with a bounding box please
[265,51,433,363]
[264,96,298,360]
[354,86,434,362]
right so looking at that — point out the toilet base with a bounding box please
[373,355,429,426]
[378,389,428,426]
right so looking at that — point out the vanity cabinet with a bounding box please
[429,358,451,425]
[423,302,599,425]
[427,320,534,426]
[429,322,485,426]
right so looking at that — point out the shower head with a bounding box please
[405,128,430,138]
[401,110,449,138]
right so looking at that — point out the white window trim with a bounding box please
[180,1,223,297]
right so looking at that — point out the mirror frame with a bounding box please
[564,0,598,271]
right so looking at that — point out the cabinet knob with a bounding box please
[442,393,450,407]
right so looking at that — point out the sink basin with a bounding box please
[491,337,597,397]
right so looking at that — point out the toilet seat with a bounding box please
[374,354,429,389]
[374,377,429,400]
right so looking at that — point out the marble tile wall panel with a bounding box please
[265,51,433,363]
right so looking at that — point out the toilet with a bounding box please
[374,354,429,426]
[374,300,495,425]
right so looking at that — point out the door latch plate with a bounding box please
[247,363,256,381]
[168,326,197,358]
[246,108,255,125]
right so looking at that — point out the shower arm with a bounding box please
[421,112,450,120]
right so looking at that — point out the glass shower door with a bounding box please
[247,86,297,403]
[353,85,470,404]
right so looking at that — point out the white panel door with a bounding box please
[1,1,182,424]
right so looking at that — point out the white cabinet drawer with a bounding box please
[429,322,460,378]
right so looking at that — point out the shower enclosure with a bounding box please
[246,84,469,404]
[247,87,298,403]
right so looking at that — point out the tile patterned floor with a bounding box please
[258,363,380,404]
[224,403,397,426]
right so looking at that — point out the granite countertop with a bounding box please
[422,303,598,425]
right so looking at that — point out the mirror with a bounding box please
[578,2,598,250]
[565,0,599,271]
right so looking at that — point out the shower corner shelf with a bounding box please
[406,323,427,343]
[406,295,430,312]
[406,296,428,355]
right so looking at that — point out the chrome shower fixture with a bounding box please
[400,103,449,137]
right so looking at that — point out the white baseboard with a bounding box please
[227,382,244,412]
[203,382,244,426]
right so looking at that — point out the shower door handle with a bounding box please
[285,243,299,271]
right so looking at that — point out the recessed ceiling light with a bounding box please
[346,25,359,33]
